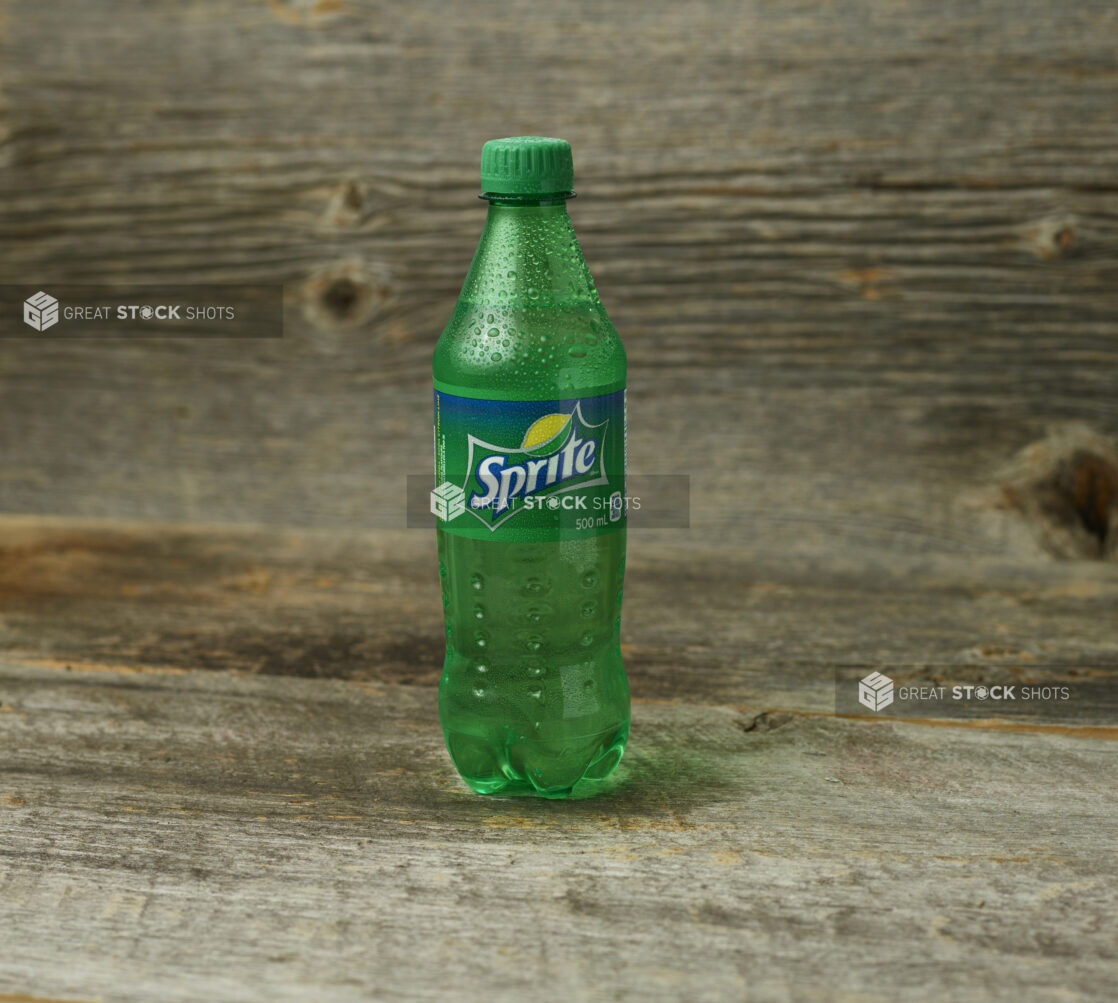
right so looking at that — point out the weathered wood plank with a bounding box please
[1,8,1115,999]
[0,1,1116,552]
[0,996,92,1003]
[0,517,1115,723]
[1,660,1116,1002]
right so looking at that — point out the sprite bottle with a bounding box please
[432,136,629,798]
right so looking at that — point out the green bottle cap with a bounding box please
[480,136,574,196]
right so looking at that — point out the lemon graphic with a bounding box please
[521,412,571,453]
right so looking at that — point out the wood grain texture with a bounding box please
[1,660,1116,1003]
[0,516,1115,724]
[0,0,1116,557]
[2,2,1117,998]
[0,996,94,1003]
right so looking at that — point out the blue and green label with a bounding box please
[433,384,626,540]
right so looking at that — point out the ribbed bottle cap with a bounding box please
[480,136,574,195]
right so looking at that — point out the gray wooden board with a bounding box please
[2,1,1118,997]
[0,1,1116,550]
[1,660,1116,1002]
[0,517,1115,724]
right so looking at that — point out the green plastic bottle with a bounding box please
[432,136,629,798]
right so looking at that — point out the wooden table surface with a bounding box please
[0,518,1115,1002]
[2,0,1118,999]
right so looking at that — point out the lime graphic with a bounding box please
[521,413,572,456]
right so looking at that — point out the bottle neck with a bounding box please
[481,193,574,208]
[459,201,600,310]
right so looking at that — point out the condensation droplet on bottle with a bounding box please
[569,347,587,358]
[487,327,499,338]
[491,352,502,362]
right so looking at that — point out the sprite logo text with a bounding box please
[471,427,597,513]
[465,402,608,529]
[434,388,624,539]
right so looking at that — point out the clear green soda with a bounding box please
[432,137,629,798]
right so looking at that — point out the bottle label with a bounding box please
[433,384,626,540]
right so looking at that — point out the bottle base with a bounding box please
[445,727,627,800]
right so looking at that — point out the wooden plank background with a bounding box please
[0,0,1114,560]
[1,517,1116,723]
[1,1,1117,1000]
